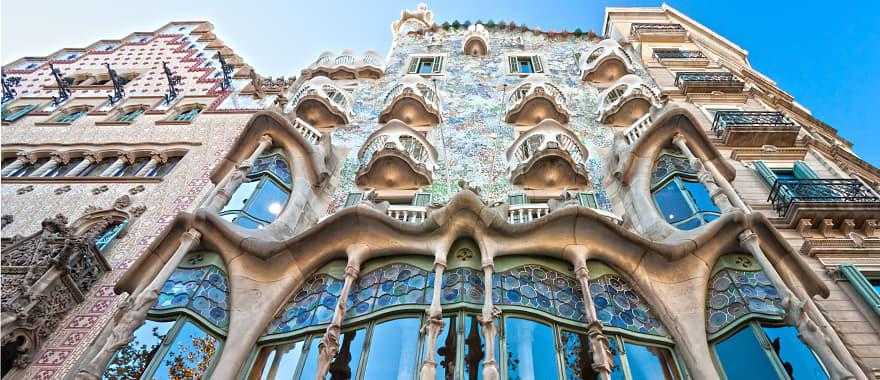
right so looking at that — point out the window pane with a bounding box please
[463,314,496,380]
[258,340,304,380]
[124,157,150,176]
[102,320,174,380]
[152,321,221,379]
[244,179,290,223]
[653,181,692,224]
[762,325,828,380]
[623,342,679,380]
[518,58,534,73]
[772,170,797,182]
[86,160,114,177]
[560,330,598,380]
[221,181,259,214]
[299,337,322,380]
[871,279,880,295]
[682,180,720,213]
[607,338,626,380]
[714,325,780,380]
[418,59,434,74]
[363,318,420,380]
[327,328,367,380]
[48,157,82,177]
[435,316,456,380]
[504,317,559,380]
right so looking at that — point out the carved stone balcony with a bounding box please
[506,120,589,190]
[463,24,490,56]
[769,179,880,227]
[505,74,571,125]
[357,119,438,189]
[598,74,661,127]
[1,215,110,370]
[580,39,635,85]
[301,50,384,80]
[379,74,441,127]
[291,117,324,147]
[291,76,352,129]
[674,72,744,94]
[653,48,709,66]
[712,111,800,147]
[629,23,688,42]
[387,204,428,223]
[508,203,550,224]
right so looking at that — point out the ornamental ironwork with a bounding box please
[768,179,880,216]
[216,52,234,91]
[161,61,183,104]
[104,63,125,105]
[630,23,686,35]
[711,111,796,137]
[2,73,22,104]
[674,72,740,87]
[653,49,706,59]
[49,63,71,106]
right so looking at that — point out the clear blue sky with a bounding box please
[3,1,879,165]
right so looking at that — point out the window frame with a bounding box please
[2,104,38,123]
[406,54,447,76]
[138,314,226,380]
[219,152,293,228]
[651,174,721,230]
[710,320,826,380]
[505,53,545,75]
[839,264,880,316]
[52,106,91,124]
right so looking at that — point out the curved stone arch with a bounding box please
[463,24,490,56]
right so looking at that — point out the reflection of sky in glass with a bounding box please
[363,318,420,380]
[623,342,676,380]
[763,325,828,380]
[328,329,367,380]
[102,320,174,380]
[504,317,559,380]
[258,340,303,380]
[152,321,220,380]
[714,326,779,380]
[299,338,322,380]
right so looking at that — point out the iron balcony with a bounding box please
[674,72,744,94]
[711,111,800,147]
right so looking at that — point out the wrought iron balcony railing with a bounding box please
[712,111,796,137]
[630,23,686,36]
[768,179,880,216]
[674,72,744,93]
[653,49,706,60]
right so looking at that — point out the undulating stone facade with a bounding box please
[2,4,879,380]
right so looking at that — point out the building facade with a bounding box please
[1,4,879,379]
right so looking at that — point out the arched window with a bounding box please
[115,106,146,122]
[102,251,229,379]
[219,150,292,229]
[651,149,720,230]
[8,157,49,177]
[53,106,91,124]
[707,254,827,380]
[2,104,37,122]
[93,219,128,252]
[145,155,182,177]
[172,105,202,122]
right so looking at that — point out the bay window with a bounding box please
[220,150,292,229]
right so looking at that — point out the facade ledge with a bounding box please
[378,74,441,126]
[505,74,570,125]
[579,39,635,85]
[506,120,590,190]
[598,74,662,126]
[291,76,352,129]
[356,119,437,189]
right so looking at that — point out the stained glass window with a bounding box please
[589,273,667,336]
[94,220,128,252]
[493,264,585,323]
[154,263,230,331]
[265,273,344,335]
[706,256,784,335]
[347,262,433,318]
[55,109,88,123]
[441,267,484,305]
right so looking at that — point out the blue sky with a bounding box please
[3,1,879,165]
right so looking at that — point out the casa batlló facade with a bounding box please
[1,4,879,380]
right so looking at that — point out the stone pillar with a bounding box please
[479,259,500,380]
[100,153,134,177]
[134,152,167,177]
[738,230,861,379]
[418,258,447,380]
[205,134,273,211]
[572,262,614,379]
[74,229,202,380]
[32,153,69,177]
[671,134,735,212]
[65,154,98,177]
[1,153,32,176]
[314,245,364,380]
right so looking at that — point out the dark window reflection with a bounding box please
[763,325,828,380]
[561,331,598,380]
[102,320,174,379]
[436,316,457,380]
[623,341,679,380]
[363,318,420,380]
[504,317,559,380]
[463,315,492,380]
[715,325,779,380]
[328,329,366,380]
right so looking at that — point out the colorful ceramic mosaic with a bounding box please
[493,265,585,323]
[153,265,230,331]
[441,267,485,305]
[589,273,667,336]
[346,263,433,318]
[707,268,785,335]
[265,273,344,335]
[251,153,293,185]
[651,151,698,187]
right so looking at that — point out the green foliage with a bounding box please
[451,20,461,29]
[441,21,451,30]
[485,20,496,28]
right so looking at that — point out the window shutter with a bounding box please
[577,193,598,208]
[407,58,419,74]
[508,56,518,74]
[432,56,443,74]
[532,55,544,73]
[793,160,819,179]
[344,192,363,207]
[508,193,527,205]
[412,193,432,206]
[753,161,777,187]
[839,264,880,316]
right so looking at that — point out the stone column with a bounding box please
[314,245,364,380]
[1,153,32,176]
[32,153,69,177]
[75,229,202,380]
[65,154,99,177]
[418,257,447,380]
[100,153,134,177]
[671,133,735,212]
[738,230,861,379]
[134,152,167,177]
[478,259,500,380]
[572,262,613,379]
[205,134,273,211]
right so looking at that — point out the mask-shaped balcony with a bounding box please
[629,23,688,42]
[712,111,801,147]
[291,76,352,129]
[378,74,441,127]
[506,120,590,190]
[301,50,384,80]
[769,178,880,228]
[463,24,490,56]
[674,72,744,94]
[356,120,438,189]
[505,74,571,125]
[580,39,635,85]
[598,74,662,127]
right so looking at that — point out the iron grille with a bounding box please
[712,111,796,136]
[768,179,880,216]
